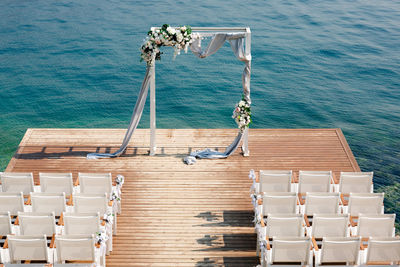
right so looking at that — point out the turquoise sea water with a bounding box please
[0,1,399,221]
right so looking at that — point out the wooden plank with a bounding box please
[5,128,360,266]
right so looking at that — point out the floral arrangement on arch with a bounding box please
[232,96,252,132]
[141,24,192,64]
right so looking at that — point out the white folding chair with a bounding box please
[73,193,109,214]
[63,212,112,254]
[257,214,304,257]
[0,212,12,237]
[302,192,340,227]
[309,214,349,251]
[265,214,304,238]
[297,171,332,204]
[73,193,116,235]
[314,237,361,266]
[63,212,100,235]
[345,193,384,226]
[338,171,374,205]
[55,234,104,266]
[78,173,122,215]
[31,192,67,216]
[39,173,74,196]
[354,214,395,240]
[0,211,13,260]
[310,214,349,238]
[257,192,298,225]
[0,172,34,196]
[0,192,25,216]
[7,234,50,264]
[78,173,112,195]
[261,236,311,267]
[257,170,292,194]
[18,211,57,237]
[361,237,400,265]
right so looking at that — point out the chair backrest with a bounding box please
[18,212,56,236]
[311,214,349,238]
[259,170,292,193]
[347,193,384,216]
[262,192,297,215]
[63,212,101,235]
[0,212,12,236]
[0,172,34,195]
[304,192,339,216]
[357,214,395,238]
[8,234,48,263]
[266,214,303,237]
[31,192,66,215]
[298,170,331,194]
[271,237,311,264]
[39,173,73,195]
[320,237,361,265]
[366,237,400,264]
[339,171,373,194]
[55,234,95,263]
[73,193,109,214]
[79,173,112,195]
[0,192,25,215]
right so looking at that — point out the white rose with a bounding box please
[177,33,183,42]
[167,27,176,35]
[239,100,245,107]
[181,26,186,31]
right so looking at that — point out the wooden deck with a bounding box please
[6,128,360,267]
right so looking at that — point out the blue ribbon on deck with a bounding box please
[183,131,243,165]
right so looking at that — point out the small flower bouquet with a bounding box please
[141,24,192,64]
[110,191,120,202]
[232,96,252,132]
[95,230,109,245]
[103,213,114,225]
[115,174,124,186]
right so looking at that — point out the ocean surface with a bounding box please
[0,0,399,222]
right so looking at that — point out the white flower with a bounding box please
[181,26,186,31]
[103,213,114,224]
[116,174,125,185]
[177,33,183,42]
[239,100,245,107]
[96,230,109,244]
[167,27,176,35]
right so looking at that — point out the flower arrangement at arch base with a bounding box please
[232,96,252,132]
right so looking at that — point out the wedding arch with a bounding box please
[88,26,252,163]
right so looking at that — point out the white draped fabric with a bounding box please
[87,32,251,161]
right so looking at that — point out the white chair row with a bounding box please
[261,236,400,267]
[258,213,395,241]
[0,234,105,266]
[0,192,116,235]
[256,213,396,257]
[255,192,384,222]
[0,211,112,263]
[250,170,374,205]
[0,172,123,207]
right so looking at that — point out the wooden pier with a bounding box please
[5,128,360,266]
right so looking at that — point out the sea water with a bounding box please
[0,0,399,223]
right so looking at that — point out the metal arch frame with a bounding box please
[148,27,251,156]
